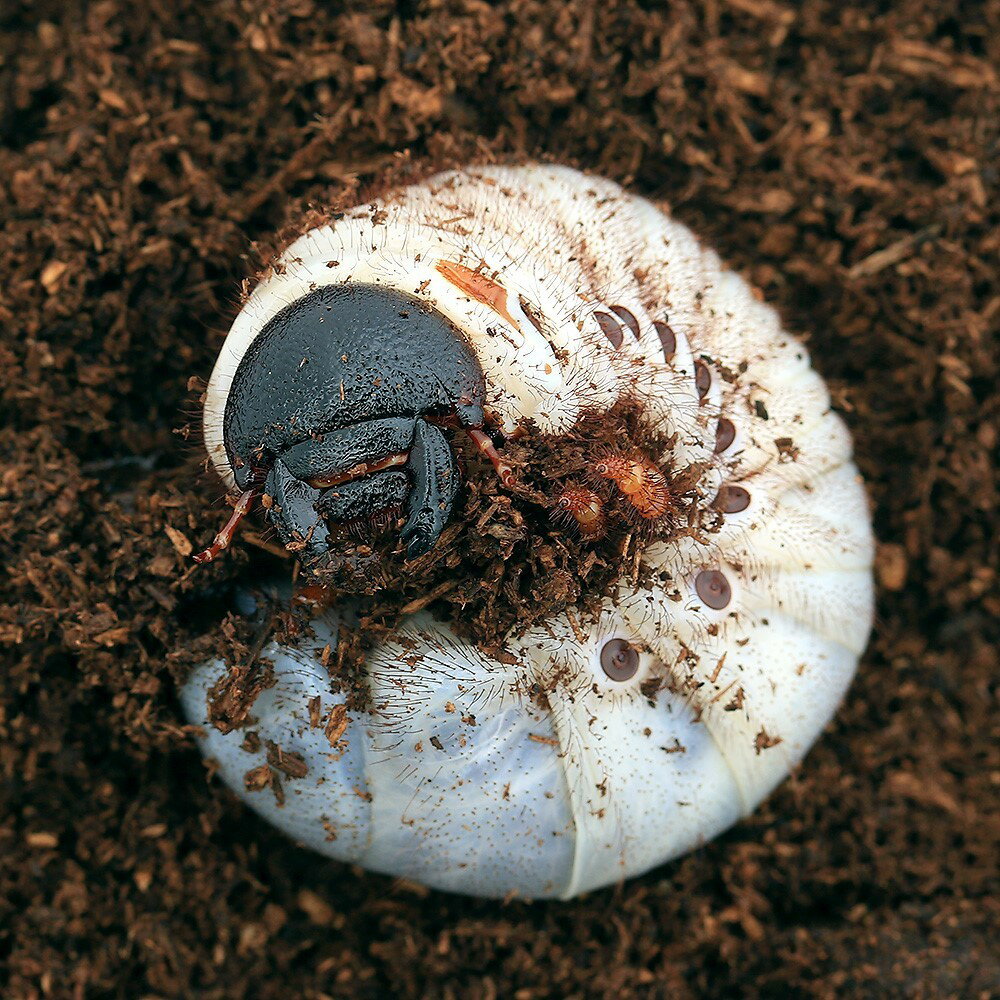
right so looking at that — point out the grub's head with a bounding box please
[198,284,487,563]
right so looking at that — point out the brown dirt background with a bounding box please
[1,1,998,997]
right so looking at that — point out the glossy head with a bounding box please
[222,283,485,488]
[206,283,486,560]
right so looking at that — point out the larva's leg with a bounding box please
[263,459,330,558]
[400,421,460,559]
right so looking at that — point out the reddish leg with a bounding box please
[306,452,409,488]
[193,486,259,564]
[466,428,516,488]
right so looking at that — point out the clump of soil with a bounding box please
[1,2,997,998]
[204,398,701,725]
[318,402,692,629]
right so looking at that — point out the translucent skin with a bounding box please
[187,165,875,899]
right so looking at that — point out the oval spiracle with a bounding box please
[185,164,875,899]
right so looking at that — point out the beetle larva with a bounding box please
[184,164,875,899]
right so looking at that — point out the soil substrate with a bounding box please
[1,1,997,997]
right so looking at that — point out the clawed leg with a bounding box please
[203,417,476,564]
[192,485,260,563]
[262,459,330,558]
[400,420,460,558]
[466,428,516,487]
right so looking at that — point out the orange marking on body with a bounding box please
[552,485,605,539]
[436,260,521,332]
[307,452,409,489]
[595,451,673,519]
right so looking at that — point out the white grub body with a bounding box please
[185,164,875,899]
